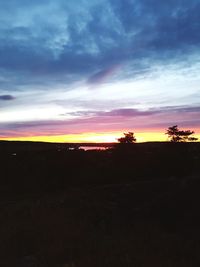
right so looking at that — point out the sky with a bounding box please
[0,0,200,142]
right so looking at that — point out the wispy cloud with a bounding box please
[1,0,200,87]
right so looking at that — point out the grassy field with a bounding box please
[0,141,200,266]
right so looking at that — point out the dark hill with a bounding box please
[0,141,200,266]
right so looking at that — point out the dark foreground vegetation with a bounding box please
[0,140,200,266]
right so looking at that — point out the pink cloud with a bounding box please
[0,106,200,138]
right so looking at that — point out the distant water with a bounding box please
[80,146,107,151]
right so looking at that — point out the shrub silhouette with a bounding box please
[166,125,198,142]
[117,132,136,143]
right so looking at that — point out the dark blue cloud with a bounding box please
[0,95,15,101]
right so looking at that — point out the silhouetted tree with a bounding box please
[117,132,136,143]
[166,125,198,142]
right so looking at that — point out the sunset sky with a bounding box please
[0,0,200,142]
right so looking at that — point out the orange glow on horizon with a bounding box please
[1,130,199,143]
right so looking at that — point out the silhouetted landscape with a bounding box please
[1,140,200,266]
